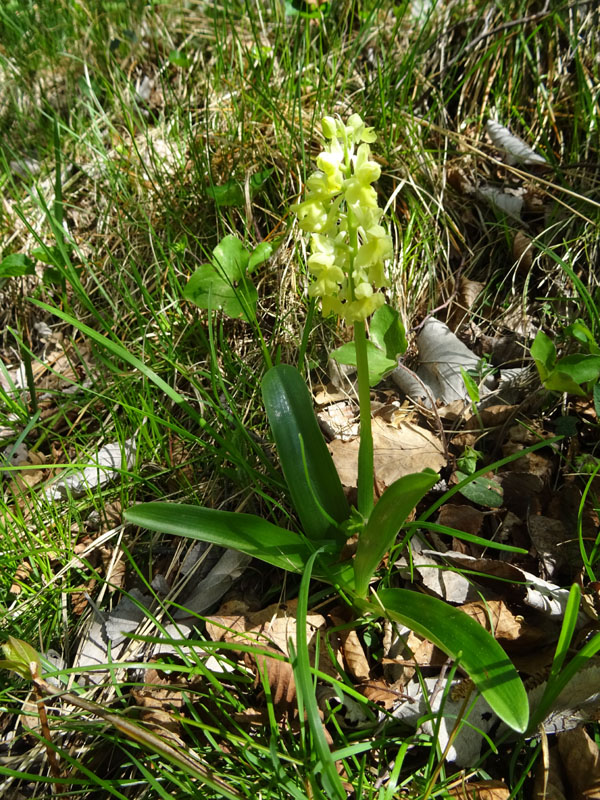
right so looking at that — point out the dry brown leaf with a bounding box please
[558,726,600,799]
[329,417,445,490]
[246,648,297,712]
[206,599,340,677]
[313,383,350,406]
[339,628,370,681]
[532,742,567,800]
[131,668,186,747]
[9,560,32,595]
[459,600,523,640]
[317,400,359,441]
[448,779,510,799]
[437,503,484,537]
[513,231,534,273]
[464,404,518,431]
[361,680,405,710]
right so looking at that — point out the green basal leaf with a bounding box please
[32,243,67,267]
[0,253,35,278]
[531,330,556,380]
[369,304,407,360]
[183,266,257,321]
[330,340,396,386]
[354,470,438,597]
[456,471,503,508]
[168,49,190,68]
[183,235,257,321]
[543,370,587,396]
[125,502,317,574]
[206,180,244,207]
[262,364,349,545]
[364,589,529,733]
[249,168,274,192]
[552,354,600,385]
[248,240,277,273]
[124,502,354,585]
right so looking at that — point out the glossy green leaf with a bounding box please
[262,364,349,544]
[354,470,438,597]
[125,502,317,574]
[330,340,396,386]
[0,253,35,278]
[456,471,504,507]
[248,240,277,273]
[367,589,529,733]
[206,180,244,207]
[183,235,257,321]
[531,330,556,380]
[369,304,407,359]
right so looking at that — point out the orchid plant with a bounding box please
[125,114,528,738]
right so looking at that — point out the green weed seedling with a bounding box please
[124,116,530,780]
[531,322,600,400]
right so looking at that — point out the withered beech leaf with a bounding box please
[458,600,523,641]
[339,629,370,681]
[130,668,186,748]
[328,416,445,490]
[448,779,510,799]
[532,744,567,800]
[557,726,600,799]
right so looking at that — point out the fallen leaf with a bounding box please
[532,743,567,800]
[131,667,186,747]
[437,503,484,537]
[328,416,445,490]
[486,120,547,166]
[476,185,524,219]
[558,726,600,799]
[458,600,523,641]
[339,628,370,681]
[448,779,510,799]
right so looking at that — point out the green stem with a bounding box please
[354,320,374,517]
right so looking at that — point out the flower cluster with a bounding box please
[293,114,392,323]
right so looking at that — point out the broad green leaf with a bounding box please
[456,471,503,507]
[248,240,277,273]
[262,364,349,544]
[367,589,529,733]
[206,180,244,207]
[543,370,587,396]
[0,253,35,278]
[551,354,600,385]
[168,49,190,68]
[354,470,438,597]
[184,265,257,321]
[183,235,257,321]
[125,502,316,574]
[124,501,354,585]
[594,383,600,418]
[32,243,67,267]
[531,330,556,380]
[330,340,396,386]
[249,168,274,192]
[369,304,407,359]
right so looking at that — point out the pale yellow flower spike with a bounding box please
[292,113,392,324]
